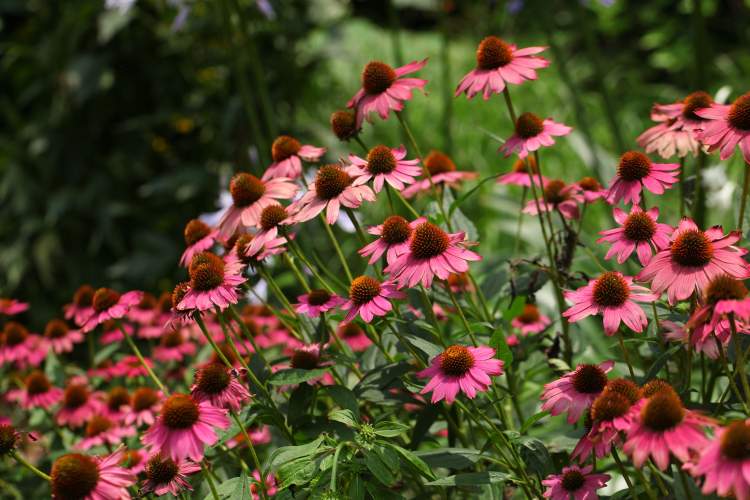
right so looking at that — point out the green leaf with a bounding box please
[231,470,252,500]
[518,437,553,477]
[325,385,360,419]
[374,420,410,437]
[489,328,513,365]
[93,342,121,367]
[277,457,319,489]
[415,448,482,469]
[329,409,357,427]
[269,435,326,468]
[502,296,526,321]
[640,344,682,384]
[386,443,436,479]
[363,449,395,486]
[403,333,443,359]
[348,475,365,500]
[520,411,549,434]
[267,368,329,386]
[425,471,511,486]
[449,173,502,215]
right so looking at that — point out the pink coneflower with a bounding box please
[142,393,229,462]
[119,449,146,475]
[191,364,251,412]
[64,285,95,327]
[347,59,428,128]
[263,135,326,181]
[417,345,503,403]
[113,355,155,379]
[56,381,103,428]
[455,36,548,99]
[218,172,298,238]
[330,109,360,142]
[637,91,714,158]
[142,453,202,496]
[446,272,473,294]
[497,157,548,188]
[50,450,135,500]
[7,370,63,410]
[541,465,610,500]
[0,321,39,365]
[500,112,572,159]
[234,232,288,264]
[75,415,135,450]
[691,419,750,500]
[523,179,584,220]
[103,386,131,422]
[153,328,196,362]
[0,298,28,316]
[125,387,163,427]
[82,288,143,333]
[690,274,750,331]
[576,177,608,203]
[336,322,372,352]
[228,425,272,449]
[289,164,376,224]
[563,272,658,335]
[511,303,551,335]
[660,319,725,360]
[244,203,294,256]
[696,91,750,163]
[541,361,613,424]
[349,144,422,192]
[385,222,482,288]
[177,252,247,312]
[341,276,405,323]
[605,151,680,205]
[401,150,478,198]
[295,289,345,318]
[128,292,158,324]
[597,206,673,266]
[42,319,84,354]
[283,343,334,386]
[638,218,750,304]
[99,319,131,345]
[251,471,278,499]
[359,216,425,266]
[623,387,712,470]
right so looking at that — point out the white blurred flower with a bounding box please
[703,163,736,211]
[105,0,135,13]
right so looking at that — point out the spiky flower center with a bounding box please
[132,387,159,411]
[85,415,113,437]
[362,61,396,95]
[591,391,631,421]
[366,145,397,175]
[349,276,381,305]
[728,93,750,131]
[51,454,100,500]
[440,345,475,376]
[235,234,255,261]
[381,215,412,244]
[44,319,69,339]
[340,322,363,338]
[512,157,538,174]
[517,304,541,324]
[682,91,713,120]
[424,150,456,176]
[410,222,449,259]
[515,112,544,139]
[196,363,231,394]
[592,272,630,308]
[476,36,513,70]
[64,384,89,409]
[543,180,568,205]
[641,379,673,399]
[640,390,685,431]
[161,330,184,348]
[184,219,211,246]
[161,394,200,429]
[315,164,353,200]
[670,229,713,267]
[291,349,319,370]
[0,425,18,455]
[571,364,608,394]
[189,252,225,291]
[172,282,190,309]
[271,135,302,162]
[578,176,601,192]
[561,470,586,492]
[623,211,656,242]
[720,420,750,460]
[107,386,130,411]
[146,453,179,485]
[260,204,288,231]
[92,288,120,313]
[617,151,652,181]
[73,285,95,307]
[705,274,748,304]
[604,378,641,404]
[3,321,28,346]
[230,173,266,207]
[306,289,332,306]
[330,110,358,140]
[25,370,51,395]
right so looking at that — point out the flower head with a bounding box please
[295,289,346,318]
[330,110,360,141]
[349,144,422,193]
[263,134,326,180]
[341,276,405,323]
[691,419,750,500]
[43,318,84,354]
[64,285,96,327]
[637,91,714,158]
[418,345,503,403]
[577,176,608,203]
[605,151,680,205]
[401,150,478,198]
[359,216,426,265]
[82,288,143,333]
[50,450,135,500]
[497,156,547,188]
[336,322,372,352]
[541,465,610,500]
[142,453,202,496]
[511,303,551,335]
[180,219,218,267]
[523,179,583,220]
[177,252,247,312]
[191,364,251,412]
[75,415,135,450]
[124,386,163,427]
[541,360,614,424]
[7,370,63,410]
[500,112,572,159]
[0,298,28,316]
[153,328,196,362]
[597,206,673,266]
[696,91,750,163]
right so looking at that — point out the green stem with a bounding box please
[10,451,50,481]
[329,443,346,492]
[618,332,636,377]
[282,252,311,293]
[201,460,221,500]
[118,323,167,393]
[513,187,527,255]
[344,207,368,246]
[730,315,750,407]
[739,163,750,232]
[693,151,707,227]
[320,215,353,283]
[610,449,636,499]
[353,135,369,154]
[230,410,267,500]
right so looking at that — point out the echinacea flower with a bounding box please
[234,232,288,264]
[114,355,155,379]
[511,303,551,335]
[359,216,426,265]
[295,289,346,318]
[289,164,376,224]
[541,361,613,424]
[455,36,549,99]
[282,343,335,386]
[418,345,503,403]
[179,219,218,267]
[637,91,714,158]
[638,218,750,304]
[251,471,278,499]
[142,393,230,462]
[42,319,84,354]
[50,450,135,500]
[75,415,135,450]
[563,272,658,335]
[218,173,298,238]
[497,156,548,188]
[0,321,41,365]
[227,424,272,449]
[330,110,360,142]
[499,112,572,159]
[401,150,478,198]
[446,272,473,294]
[103,386,131,421]
[153,328,196,362]
[99,320,131,345]
[347,59,428,128]
[541,465,610,500]
[341,276,405,323]
[576,176,608,203]
[142,453,202,496]
[385,221,482,289]
[597,206,673,266]
[128,292,158,324]
[124,387,163,427]
[191,364,251,412]
[696,91,750,163]
[118,449,146,475]
[56,381,104,428]
[82,288,143,333]
[623,387,712,470]
[693,275,750,330]
[691,419,750,500]
[523,179,583,220]
[0,298,28,316]
[349,144,422,192]
[336,322,372,352]
[7,370,63,410]
[0,424,21,456]
[177,252,247,312]
[262,134,326,181]
[605,151,680,205]
[64,285,96,327]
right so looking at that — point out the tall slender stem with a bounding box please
[229,410,267,500]
[201,461,221,500]
[118,323,166,393]
[618,332,636,377]
[739,163,750,232]
[320,215,353,282]
[10,451,50,481]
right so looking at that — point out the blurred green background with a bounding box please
[2,0,749,322]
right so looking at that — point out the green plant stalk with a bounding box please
[739,163,750,232]
[679,157,686,216]
[610,449,639,500]
[118,322,167,393]
[282,252,311,293]
[10,451,50,481]
[344,207,368,246]
[513,187,527,255]
[693,152,707,227]
[319,215,354,283]
[618,332,636,378]
[712,333,748,413]
[229,410,268,500]
[201,460,221,500]
[729,315,750,407]
[329,442,346,492]
[392,187,421,219]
